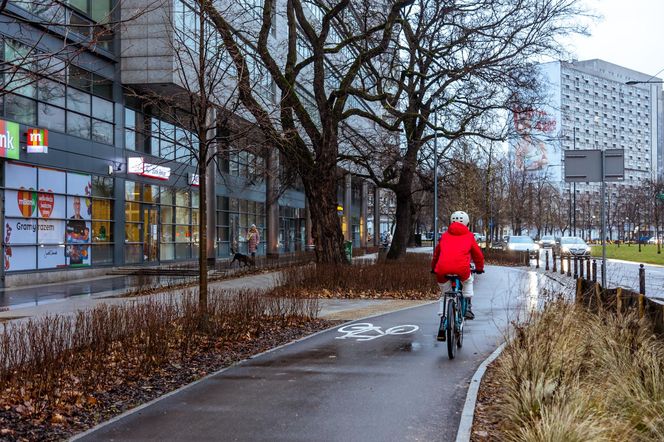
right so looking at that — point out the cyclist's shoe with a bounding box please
[464,306,475,320]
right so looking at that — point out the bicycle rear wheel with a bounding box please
[457,298,465,349]
[446,301,456,359]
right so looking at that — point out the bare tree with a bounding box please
[200,0,411,263]
[343,0,587,259]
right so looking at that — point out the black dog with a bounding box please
[230,252,255,267]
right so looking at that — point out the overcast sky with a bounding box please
[563,0,664,78]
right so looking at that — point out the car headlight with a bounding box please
[533,244,540,250]
[586,246,591,252]
[562,246,570,252]
[508,244,516,250]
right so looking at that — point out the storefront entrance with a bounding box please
[143,205,159,263]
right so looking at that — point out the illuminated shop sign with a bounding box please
[27,128,48,153]
[0,119,20,159]
[127,157,171,180]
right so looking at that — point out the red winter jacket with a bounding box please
[431,223,485,283]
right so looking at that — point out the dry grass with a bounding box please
[0,288,319,423]
[270,253,438,299]
[489,301,664,441]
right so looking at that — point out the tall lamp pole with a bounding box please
[572,126,577,236]
[432,109,439,251]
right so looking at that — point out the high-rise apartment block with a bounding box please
[543,59,664,195]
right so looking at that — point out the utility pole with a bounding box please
[572,126,577,236]
[432,109,439,251]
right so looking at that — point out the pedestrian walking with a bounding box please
[247,224,260,258]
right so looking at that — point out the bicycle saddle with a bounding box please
[444,274,461,279]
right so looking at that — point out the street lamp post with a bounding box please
[432,109,439,251]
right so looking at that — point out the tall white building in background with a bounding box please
[540,59,663,197]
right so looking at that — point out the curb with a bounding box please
[70,301,433,441]
[455,342,507,442]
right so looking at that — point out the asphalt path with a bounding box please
[76,266,549,442]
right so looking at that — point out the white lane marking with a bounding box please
[335,322,419,341]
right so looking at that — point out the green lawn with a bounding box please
[591,244,664,265]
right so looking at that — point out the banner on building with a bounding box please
[509,62,562,182]
[0,119,20,160]
[3,163,93,271]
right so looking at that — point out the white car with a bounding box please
[555,237,591,256]
[503,235,539,257]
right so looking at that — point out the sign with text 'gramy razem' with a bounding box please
[0,119,20,159]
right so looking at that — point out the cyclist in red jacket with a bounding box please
[431,211,485,320]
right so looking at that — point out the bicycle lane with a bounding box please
[74,266,550,442]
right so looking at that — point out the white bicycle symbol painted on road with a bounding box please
[335,322,420,341]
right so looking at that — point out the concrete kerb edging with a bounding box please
[69,300,434,441]
[455,342,507,442]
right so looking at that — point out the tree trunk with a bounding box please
[198,158,208,312]
[387,188,411,260]
[304,175,346,264]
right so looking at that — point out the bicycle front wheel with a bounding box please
[446,301,456,359]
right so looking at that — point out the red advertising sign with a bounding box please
[27,128,48,153]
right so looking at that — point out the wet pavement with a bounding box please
[0,275,192,309]
[75,266,547,442]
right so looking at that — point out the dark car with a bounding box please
[554,236,591,256]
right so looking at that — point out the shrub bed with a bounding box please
[0,289,326,441]
[472,301,664,441]
[270,253,438,299]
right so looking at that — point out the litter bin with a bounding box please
[344,240,353,263]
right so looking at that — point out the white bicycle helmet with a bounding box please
[450,211,470,226]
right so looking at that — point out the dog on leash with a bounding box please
[230,252,255,267]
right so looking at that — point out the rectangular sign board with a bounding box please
[564,149,624,182]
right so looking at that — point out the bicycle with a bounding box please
[437,270,476,359]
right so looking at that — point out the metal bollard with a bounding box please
[567,256,572,277]
[573,256,578,279]
[592,259,597,283]
[586,257,591,281]
[552,251,557,272]
[525,250,530,267]
[545,250,550,271]
[639,264,646,296]
[579,256,584,279]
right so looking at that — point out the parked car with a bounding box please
[554,236,591,256]
[538,235,556,248]
[503,235,539,258]
[473,233,487,248]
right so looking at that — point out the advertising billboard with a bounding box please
[510,62,562,182]
[3,163,92,271]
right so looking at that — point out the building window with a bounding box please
[216,197,265,257]
[3,163,111,271]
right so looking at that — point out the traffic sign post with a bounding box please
[564,149,624,288]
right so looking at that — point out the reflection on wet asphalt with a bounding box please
[0,275,190,308]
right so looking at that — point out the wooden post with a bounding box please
[536,250,540,269]
[576,278,583,303]
[579,256,585,279]
[638,294,645,319]
[552,251,557,272]
[616,287,622,315]
[560,253,565,275]
[595,282,602,309]
[545,250,549,271]
[573,256,578,279]
[586,257,591,281]
[567,256,572,277]
[592,259,597,283]
[639,264,646,296]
